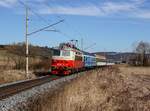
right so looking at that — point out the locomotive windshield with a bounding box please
[61,50,70,56]
[53,49,60,56]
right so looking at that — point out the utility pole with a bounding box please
[20,1,64,78]
[25,7,29,78]
[81,38,83,51]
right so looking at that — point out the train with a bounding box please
[51,42,114,75]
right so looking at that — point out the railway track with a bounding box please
[0,67,109,100]
[0,75,59,100]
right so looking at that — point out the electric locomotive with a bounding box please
[51,43,83,75]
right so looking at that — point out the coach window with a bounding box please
[84,56,86,61]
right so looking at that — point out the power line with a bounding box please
[44,2,64,21]
[43,2,87,49]
[56,30,73,40]
[45,29,73,40]
[84,43,96,50]
[18,0,53,25]
[28,19,64,36]
[19,0,73,41]
[44,2,85,40]
[18,0,65,37]
[36,2,75,40]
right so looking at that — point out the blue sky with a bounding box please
[0,0,150,52]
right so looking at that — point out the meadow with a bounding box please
[39,66,150,111]
[0,62,150,110]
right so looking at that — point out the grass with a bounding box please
[27,66,149,111]
[0,50,17,70]
[0,49,36,84]
[0,70,36,84]
[0,50,43,84]
[119,65,150,75]
[1,66,149,111]
[0,50,8,58]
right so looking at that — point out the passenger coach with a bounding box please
[83,52,96,68]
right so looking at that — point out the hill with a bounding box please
[94,52,150,64]
[0,43,52,70]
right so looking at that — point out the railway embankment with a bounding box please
[0,72,83,111]
[1,66,150,111]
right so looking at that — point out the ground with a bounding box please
[0,65,150,110]
[41,66,150,111]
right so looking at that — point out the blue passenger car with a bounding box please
[83,52,96,68]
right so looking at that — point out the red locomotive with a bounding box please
[51,43,83,75]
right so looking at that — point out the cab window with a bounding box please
[61,50,70,56]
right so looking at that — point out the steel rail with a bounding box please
[0,76,59,100]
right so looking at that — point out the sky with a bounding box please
[0,0,150,52]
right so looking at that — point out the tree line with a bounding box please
[129,41,150,66]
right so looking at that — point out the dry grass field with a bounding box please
[0,65,150,110]
[119,65,150,75]
[38,66,150,111]
[0,70,36,84]
[0,50,42,84]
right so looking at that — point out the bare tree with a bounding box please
[134,41,150,66]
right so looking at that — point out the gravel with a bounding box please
[0,73,83,111]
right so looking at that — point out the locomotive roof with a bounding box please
[52,43,95,56]
[52,47,82,53]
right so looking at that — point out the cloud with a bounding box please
[0,0,17,7]
[134,10,150,19]
[39,5,104,16]
[130,0,145,4]
[101,2,137,14]
[1,0,150,19]
[0,0,46,8]
[38,1,141,16]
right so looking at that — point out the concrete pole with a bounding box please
[25,7,29,78]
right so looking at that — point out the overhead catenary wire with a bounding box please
[45,29,73,40]
[84,43,96,51]
[18,0,71,40]
[18,0,58,32]
[18,0,52,25]
[35,2,75,40]
[18,0,74,43]
[18,0,58,34]
[27,19,64,36]
[44,2,86,44]
[18,0,65,36]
